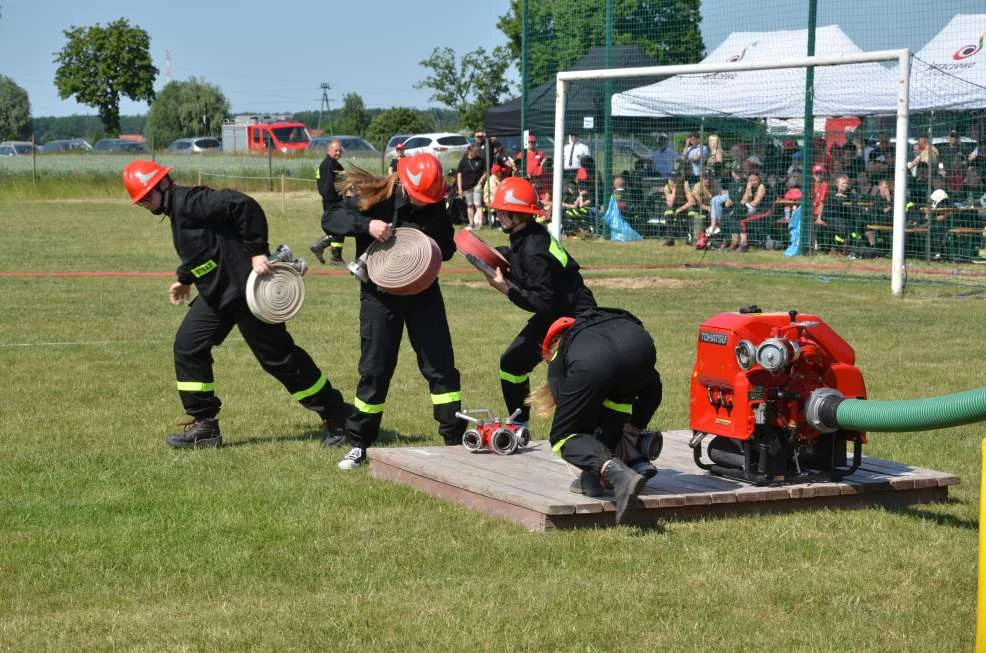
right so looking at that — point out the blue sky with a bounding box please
[3,0,983,118]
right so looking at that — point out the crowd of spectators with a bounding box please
[395,124,986,260]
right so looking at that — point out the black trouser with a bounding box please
[345,281,464,448]
[173,296,344,420]
[500,313,556,424]
[551,322,662,473]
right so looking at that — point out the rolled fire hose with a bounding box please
[246,261,306,324]
[806,386,986,433]
[363,227,442,295]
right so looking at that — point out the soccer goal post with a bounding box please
[548,50,912,296]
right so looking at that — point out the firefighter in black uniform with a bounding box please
[309,138,347,265]
[122,160,350,448]
[323,153,465,469]
[531,309,664,524]
[482,176,596,430]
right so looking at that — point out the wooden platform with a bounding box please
[368,430,959,531]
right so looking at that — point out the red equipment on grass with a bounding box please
[454,229,510,276]
[455,408,531,455]
[689,306,867,485]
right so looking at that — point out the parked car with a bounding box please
[307,135,378,157]
[383,133,412,158]
[93,138,147,153]
[40,138,93,153]
[0,141,39,155]
[399,132,469,168]
[167,137,222,154]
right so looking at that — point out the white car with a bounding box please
[399,132,469,167]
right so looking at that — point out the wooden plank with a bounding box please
[366,431,959,531]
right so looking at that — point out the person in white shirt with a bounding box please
[562,133,591,171]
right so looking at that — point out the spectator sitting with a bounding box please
[907,135,942,178]
[867,178,894,247]
[680,132,709,183]
[538,189,553,225]
[681,169,719,240]
[640,133,675,179]
[865,132,894,182]
[706,133,725,180]
[941,131,968,193]
[663,171,689,243]
[964,165,983,201]
[737,170,768,252]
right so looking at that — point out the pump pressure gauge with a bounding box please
[735,340,756,369]
[756,338,791,371]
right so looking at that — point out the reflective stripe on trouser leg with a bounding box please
[404,282,465,443]
[233,301,343,417]
[347,288,404,448]
[431,391,464,444]
[500,314,553,424]
[174,297,233,419]
[553,432,618,474]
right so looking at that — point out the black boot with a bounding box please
[329,247,345,266]
[600,458,645,524]
[309,236,331,264]
[167,417,222,449]
[618,434,658,480]
[568,471,605,497]
[322,402,353,448]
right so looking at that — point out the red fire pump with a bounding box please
[689,306,867,485]
[455,408,531,455]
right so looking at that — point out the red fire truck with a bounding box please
[221,116,310,154]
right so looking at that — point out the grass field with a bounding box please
[0,192,983,651]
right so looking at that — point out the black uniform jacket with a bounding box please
[500,222,595,315]
[166,185,269,309]
[317,156,345,212]
[323,188,456,263]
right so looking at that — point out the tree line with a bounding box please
[0,2,703,144]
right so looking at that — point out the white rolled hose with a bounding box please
[246,261,306,323]
[363,227,442,295]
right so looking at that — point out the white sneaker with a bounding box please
[338,447,366,470]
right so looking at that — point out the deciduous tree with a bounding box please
[53,18,157,136]
[0,76,32,140]
[416,46,512,130]
[497,0,704,87]
[365,108,430,149]
[145,79,230,149]
[332,93,369,136]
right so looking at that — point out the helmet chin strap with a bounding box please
[499,213,526,234]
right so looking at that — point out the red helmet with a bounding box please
[542,316,576,362]
[123,160,173,204]
[397,153,445,204]
[488,176,545,216]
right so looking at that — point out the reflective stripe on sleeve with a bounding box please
[548,237,569,267]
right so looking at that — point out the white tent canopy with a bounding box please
[611,25,899,118]
[911,14,986,111]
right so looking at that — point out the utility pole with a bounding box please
[317,82,334,135]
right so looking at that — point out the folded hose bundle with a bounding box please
[364,227,442,295]
[246,261,306,324]
[453,229,510,275]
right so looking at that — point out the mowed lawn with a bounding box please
[0,193,983,651]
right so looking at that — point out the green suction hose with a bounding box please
[807,386,986,433]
